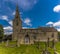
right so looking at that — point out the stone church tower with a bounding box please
[12,5,22,41]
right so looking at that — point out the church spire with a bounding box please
[15,4,20,18]
[13,2,22,27]
[14,0,21,18]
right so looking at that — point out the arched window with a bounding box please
[25,34,30,44]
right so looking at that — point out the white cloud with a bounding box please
[46,21,53,25]
[6,0,38,10]
[46,21,60,27]
[22,27,29,29]
[24,18,31,23]
[4,32,12,35]
[53,5,60,12]
[3,26,13,35]
[53,21,60,27]
[57,28,60,31]
[3,26,13,31]
[9,21,13,26]
[0,15,8,21]
[12,11,16,15]
[46,21,60,31]
[24,18,32,26]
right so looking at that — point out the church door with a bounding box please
[25,34,30,44]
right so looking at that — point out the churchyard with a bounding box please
[0,41,60,54]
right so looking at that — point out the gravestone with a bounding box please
[45,42,47,51]
[54,50,58,54]
[47,51,51,54]
[54,52,57,54]
[2,40,4,44]
[6,40,9,47]
[42,50,51,54]
[52,39,55,48]
[54,46,57,54]
[37,42,40,49]
[42,42,51,54]
[42,50,45,54]
[16,39,20,47]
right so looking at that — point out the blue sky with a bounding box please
[0,0,60,34]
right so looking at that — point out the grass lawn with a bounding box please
[0,42,60,54]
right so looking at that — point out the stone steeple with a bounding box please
[14,4,22,28]
[15,4,21,21]
[12,4,22,41]
[15,5,19,17]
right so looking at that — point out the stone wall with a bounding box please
[15,31,58,44]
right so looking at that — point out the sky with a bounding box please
[0,0,60,34]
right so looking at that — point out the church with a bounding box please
[12,5,58,44]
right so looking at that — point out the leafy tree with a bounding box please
[0,24,4,40]
[58,32,60,41]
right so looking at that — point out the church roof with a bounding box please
[21,27,57,32]
[38,27,57,32]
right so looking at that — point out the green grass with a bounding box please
[0,42,60,54]
[55,42,60,53]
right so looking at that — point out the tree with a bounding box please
[58,32,60,41]
[0,24,4,41]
